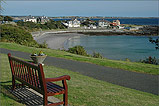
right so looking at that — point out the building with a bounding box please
[63,18,80,28]
[37,16,49,24]
[111,20,121,26]
[23,15,49,23]
[23,15,37,23]
[98,19,110,28]
[84,24,97,29]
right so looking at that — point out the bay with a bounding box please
[65,35,159,61]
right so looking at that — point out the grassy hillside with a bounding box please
[0,53,159,106]
[0,42,159,75]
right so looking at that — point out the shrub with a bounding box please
[67,45,88,56]
[17,21,39,30]
[140,56,159,65]
[67,46,105,59]
[0,24,41,47]
[38,41,48,48]
[92,52,103,59]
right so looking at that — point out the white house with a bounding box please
[113,20,120,26]
[23,16,37,23]
[63,19,80,28]
[84,24,97,29]
[24,18,37,23]
[37,16,49,24]
[98,20,110,28]
[23,15,49,23]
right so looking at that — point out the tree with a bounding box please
[4,16,13,21]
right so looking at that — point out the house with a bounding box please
[37,16,49,24]
[98,19,110,28]
[113,20,120,26]
[63,18,80,28]
[84,24,97,29]
[110,20,121,26]
[23,15,49,23]
[23,15,37,23]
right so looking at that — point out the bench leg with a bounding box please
[62,80,68,106]
[12,76,15,90]
[43,95,48,106]
[63,91,68,106]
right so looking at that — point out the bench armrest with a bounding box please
[45,75,71,82]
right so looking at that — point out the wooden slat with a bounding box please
[19,63,23,79]
[29,67,34,86]
[21,64,25,80]
[12,61,16,76]
[24,66,29,83]
[47,82,64,92]
[34,70,40,88]
[46,82,64,94]
[32,69,37,87]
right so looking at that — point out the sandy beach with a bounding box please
[33,32,85,50]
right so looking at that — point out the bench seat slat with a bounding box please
[47,82,64,94]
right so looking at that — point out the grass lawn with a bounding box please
[0,53,159,106]
[0,42,159,75]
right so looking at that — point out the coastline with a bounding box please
[33,32,85,50]
[32,25,159,37]
[32,26,158,50]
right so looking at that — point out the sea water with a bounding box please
[65,35,159,61]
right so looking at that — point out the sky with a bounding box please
[1,0,159,17]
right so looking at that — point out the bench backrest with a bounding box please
[8,53,47,94]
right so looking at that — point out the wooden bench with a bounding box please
[8,53,71,106]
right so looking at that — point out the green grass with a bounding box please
[0,53,159,106]
[0,42,159,75]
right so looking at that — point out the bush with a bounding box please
[3,16,13,21]
[67,46,104,59]
[38,41,48,48]
[140,56,159,65]
[0,24,40,47]
[17,21,39,29]
[92,52,103,59]
[67,45,88,56]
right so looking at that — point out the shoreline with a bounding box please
[33,32,85,50]
[32,25,159,37]
[32,27,158,50]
